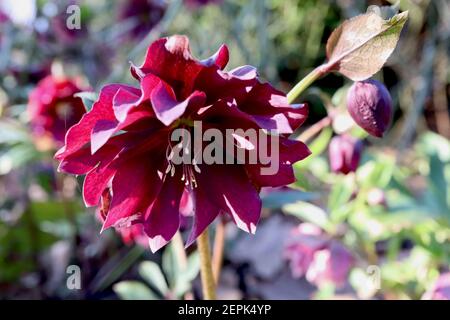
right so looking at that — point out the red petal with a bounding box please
[102,155,164,230]
[144,175,185,253]
[55,84,126,160]
[196,164,261,235]
[150,81,206,126]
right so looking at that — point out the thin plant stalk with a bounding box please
[197,228,216,300]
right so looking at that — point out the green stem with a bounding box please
[212,219,226,284]
[287,64,330,104]
[197,228,216,300]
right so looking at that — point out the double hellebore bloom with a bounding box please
[285,223,354,288]
[347,79,392,138]
[55,35,310,252]
[28,75,86,146]
[329,134,363,174]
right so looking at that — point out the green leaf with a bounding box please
[162,242,176,288]
[174,252,200,298]
[295,126,332,169]
[0,119,30,144]
[357,156,395,189]
[417,132,450,162]
[113,281,158,300]
[326,11,408,81]
[328,175,354,212]
[91,246,144,293]
[283,201,331,231]
[74,91,98,112]
[428,154,448,212]
[0,143,40,175]
[262,190,318,209]
[139,261,169,296]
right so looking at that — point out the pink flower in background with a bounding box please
[118,0,166,39]
[185,0,222,8]
[55,35,310,252]
[28,75,87,145]
[285,223,354,288]
[347,79,392,138]
[306,242,354,288]
[0,10,9,23]
[329,134,363,174]
[422,273,450,300]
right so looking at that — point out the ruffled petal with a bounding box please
[150,81,206,126]
[130,36,205,99]
[83,162,116,207]
[55,84,127,160]
[143,175,185,253]
[102,155,164,230]
[196,164,261,234]
[200,44,229,69]
[245,138,311,187]
[239,82,308,133]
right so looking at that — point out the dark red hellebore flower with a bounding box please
[28,75,86,146]
[55,35,310,252]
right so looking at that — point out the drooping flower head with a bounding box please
[285,223,354,288]
[347,79,392,138]
[118,0,166,40]
[28,75,86,146]
[55,35,310,252]
[329,134,363,174]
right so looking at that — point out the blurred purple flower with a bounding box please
[306,242,354,288]
[28,75,87,146]
[9,63,51,85]
[422,273,450,300]
[51,12,87,44]
[285,223,354,288]
[0,9,9,23]
[117,0,166,40]
[185,0,222,8]
[329,134,363,174]
[347,79,392,138]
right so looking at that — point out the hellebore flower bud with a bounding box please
[329,134,363,174]
[347,79,392,138]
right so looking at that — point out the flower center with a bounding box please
[164,125,201,189]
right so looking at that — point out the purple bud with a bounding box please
[347,79,392,138]
[329,134,363,174]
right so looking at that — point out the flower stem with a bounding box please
[287,63,330,104]
[212,219,226,284]
[197,228,216,300]
[297,115,332,142]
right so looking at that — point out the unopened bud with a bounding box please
[347,79,392,138]
[329,134,363,174]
